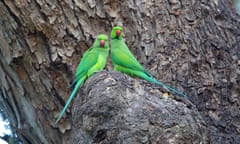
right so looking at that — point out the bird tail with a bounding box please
[55,76,87,124]
[140,72,188,98]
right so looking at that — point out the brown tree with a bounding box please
[0,0,239,143]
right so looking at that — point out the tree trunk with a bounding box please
[0,0,239,143]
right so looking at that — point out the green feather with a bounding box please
[110,26,188,98]
[55,76,86,124]
[55,34,109,124]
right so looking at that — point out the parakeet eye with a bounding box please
[100,40,105,47]
[116,30,121,37]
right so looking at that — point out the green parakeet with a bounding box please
[110,26,188,98]
[55,34,109,124]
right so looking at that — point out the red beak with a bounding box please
[100,40,105,47]
[116,30,121,37]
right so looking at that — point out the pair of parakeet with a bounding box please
[55,26,188,124]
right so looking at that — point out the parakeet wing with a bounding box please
[75,47,100,79]
[111,41,144,72]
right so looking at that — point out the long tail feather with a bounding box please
[150,78,188,98]
[139,72,188,98]
[55,76,86,124]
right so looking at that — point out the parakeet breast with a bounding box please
[96,54,107,69]
[87,50,107,77]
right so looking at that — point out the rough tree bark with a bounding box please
[0,0,239,144]
[71,71,208,144]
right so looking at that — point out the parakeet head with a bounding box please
[95,34,108,48]
[111,26,123,39]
